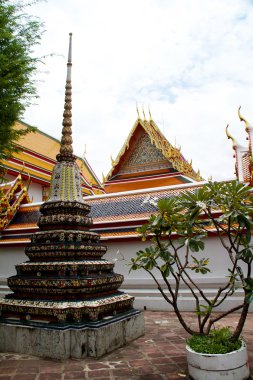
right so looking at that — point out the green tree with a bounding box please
[0,0,43,163]
[130,181,253,343]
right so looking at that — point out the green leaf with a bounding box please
[245,277,253,291]
[0,0,42,161]
[237,214,252,243]
[157,198,175,212]
[160,264,170,277]
[189,239,205,252]
[246,292,253,304]
[236,249,253,263]
[189,256,210,274]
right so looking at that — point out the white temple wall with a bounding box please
[104,237,251,312]
[0,237,251,312]
[0,247,27,297]
[27,181,43,202]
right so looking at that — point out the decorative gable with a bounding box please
[104,114,202,193]
[118,131,172,176]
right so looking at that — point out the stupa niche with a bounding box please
[0,34,144,359]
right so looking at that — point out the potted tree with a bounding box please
[130,180,253,380]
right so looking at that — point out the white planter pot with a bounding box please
[186,342,250,380]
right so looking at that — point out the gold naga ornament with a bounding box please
[226,106,253,185]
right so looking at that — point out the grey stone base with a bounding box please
[0,311,144,360]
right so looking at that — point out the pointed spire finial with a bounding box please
[56,33,75,162]
[136,103,141,120]
[142,105,146,121]
[67,32,72,81]
[148,106,152,121]
[110,155,116,166]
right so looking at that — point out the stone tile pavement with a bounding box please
[0,311,252,380]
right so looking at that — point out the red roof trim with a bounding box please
[105,172,183,185]
[20,147,56,164]
[8,157,52,176]
[6,168,50,186]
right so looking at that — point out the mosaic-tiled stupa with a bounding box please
[0,34,138,330]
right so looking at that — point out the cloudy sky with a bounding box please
[23,0,253,182]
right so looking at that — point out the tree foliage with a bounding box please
[130,181,253,341]
[0,0,43,161]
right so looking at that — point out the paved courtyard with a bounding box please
[0,311,252,380]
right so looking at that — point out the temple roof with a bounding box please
[0,181,207,244]
[1,120,104,195]
[104,115,203,193]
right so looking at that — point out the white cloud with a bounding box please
[23,0,253,181]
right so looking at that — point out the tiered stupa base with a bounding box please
[0,309,144,359]
[1,293,134,323]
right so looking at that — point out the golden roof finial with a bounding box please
[148,106,152,121]
[57,33,75,162]
[110,155,115,166]
[102,172,106,183]
[142,105,146,121]
[197,169,202,179]
[189,158,192,166]
[238,105,250,130]
[225,124,236,148]
[136,103,141,120]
